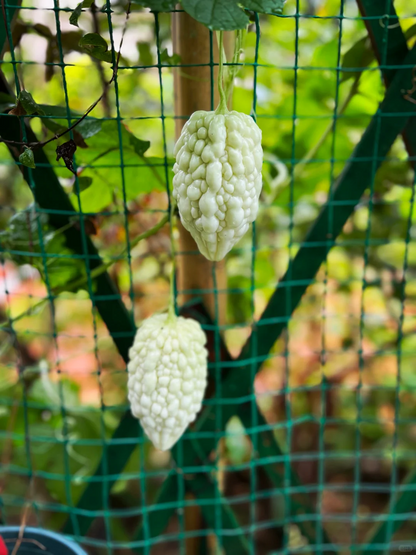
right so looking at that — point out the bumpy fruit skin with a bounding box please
[127,313,208,451]
[173,110,263,261]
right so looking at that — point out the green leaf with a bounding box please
[43,121,160,212]
[129,134,150,156]
[10,90,45,116]
[69,3,83,27]
[77,176,93,192]
[76,118,102,139]
[45,28,124,67]
[181,0,285,30]
[37,103,80,118]
[341,35,374,81]
[405,23,416,41]
[42,117,102,140]
[19,90,45,115]
[70,154,170,213]
[42,118,65,134]
[79,32,112,63]
[79,32,108,51]
[133,0,284,26]
[137,41,154,66]
[0,92,15,103]
[131,0,176,10]
[18,147,36,169]
[70,0,94,27]
[0,92,16,114]
[160,48,181,66]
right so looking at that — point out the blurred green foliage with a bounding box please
[0,0,416,551]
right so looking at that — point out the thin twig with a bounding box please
[5,538,46,550]
[11,500,31,555]
[403,66,416,104]
[0,400,19,498]
[91,2,111,117]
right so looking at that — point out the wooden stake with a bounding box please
[172,12,233,554]
[172,11,230,325]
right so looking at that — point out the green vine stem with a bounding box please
[224,29,245,101]
[215,29,245,115]
[167,196,177,324]
[215,31,229,115]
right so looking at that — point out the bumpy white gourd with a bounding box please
[173,110,263,261]
[127,312,208,451]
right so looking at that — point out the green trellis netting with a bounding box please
[1,0,416,553]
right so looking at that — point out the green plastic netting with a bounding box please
[1,0,416,554]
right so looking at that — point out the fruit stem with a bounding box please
[167,193,177,324]
[224,29,244,101]
[215,31,229,115]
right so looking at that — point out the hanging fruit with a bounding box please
[173,30,263,261]
[127,312,208,451]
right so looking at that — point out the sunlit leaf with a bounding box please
[19,90,45,115]
[129,134,151,156]
[18,147,36,169]
[137,41,154,66]
[181,0,285,30]
[77,176,93,192]
[79,32,113,63]
[10,90,45,116]
[341,35,374,82]
[70,3,83,27]
[160,48,181,66]
[133,0,284,28]
[131,0,176,10]
[46,121,165,212]
[76,118,102,139]
[70,0,94,27]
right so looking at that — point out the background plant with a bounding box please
[0,0,416,553]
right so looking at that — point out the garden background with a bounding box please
[1,0,416,553]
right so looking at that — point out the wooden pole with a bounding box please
[171,12,232,554]
[172,11,229,325]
